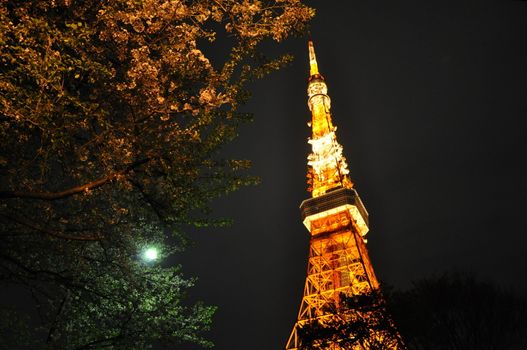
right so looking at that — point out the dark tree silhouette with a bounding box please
[387,273,527,350]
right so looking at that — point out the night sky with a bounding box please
[179,2,527,350]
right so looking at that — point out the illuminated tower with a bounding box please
[285,42,403,350]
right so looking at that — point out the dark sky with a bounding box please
[180,2,527,350]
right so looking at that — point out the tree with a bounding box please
[297,291,406,350]
[387,273,527,350]
[0,0,313,348]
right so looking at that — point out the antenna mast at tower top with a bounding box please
[308,40,319,76]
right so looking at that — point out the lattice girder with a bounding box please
[295,227,378,323]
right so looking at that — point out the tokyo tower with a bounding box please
[285,41,404,350]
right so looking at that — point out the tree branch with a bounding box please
[0,158,150,201]
[47,293,68,344]
[1,214,103,241]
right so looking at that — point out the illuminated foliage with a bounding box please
[297,291,405,350]
[0,0,313,348]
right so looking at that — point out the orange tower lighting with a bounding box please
[285,41,404,350]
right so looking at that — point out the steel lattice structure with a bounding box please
[285,41,404,350]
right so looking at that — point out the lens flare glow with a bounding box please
[143,247,158,261]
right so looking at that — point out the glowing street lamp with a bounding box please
[142,247,158,262]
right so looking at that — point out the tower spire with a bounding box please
[306,40,352,197]
[308,40,319,77]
